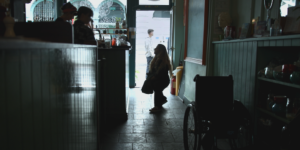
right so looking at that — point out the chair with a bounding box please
[183,74,253,150]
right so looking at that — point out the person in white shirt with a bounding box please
[145,29,155,78]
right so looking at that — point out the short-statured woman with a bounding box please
[55,2,77,22]
[148,44,173,112]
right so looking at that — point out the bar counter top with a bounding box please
[0,38,132,51]
[98,46,131,50]
[0,38,97,49]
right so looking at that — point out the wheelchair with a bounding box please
[183,75,253,150]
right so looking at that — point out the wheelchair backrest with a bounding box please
[194,75,233,120]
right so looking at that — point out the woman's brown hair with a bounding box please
[149,44,173,78]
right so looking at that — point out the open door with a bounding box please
[134,10,171,87]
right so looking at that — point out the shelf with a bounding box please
[257,77,300,89]
[100,33,128,35]
[256,136,282,150]
[212,34,300,44]
[94,28,127,30]
[256,107,291,124]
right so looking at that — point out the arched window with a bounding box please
[33,1,55,22]
[71,0,93,10]
[98,2,125,27]
[68,0,126,28]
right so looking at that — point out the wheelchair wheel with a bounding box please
[183,104,198,150]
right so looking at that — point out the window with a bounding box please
[25,0,56,22]
[68,0,127,28]
[280,0,296,17]
[25,0,127,28]
[139,0,169,5]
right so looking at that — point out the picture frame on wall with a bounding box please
[254,21,267,37]
[240,23,250,39]
[283,6,300,34]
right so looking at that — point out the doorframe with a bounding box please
[128,0,173,88]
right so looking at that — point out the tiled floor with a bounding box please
[99,86,186,150]
[99,86,254,150]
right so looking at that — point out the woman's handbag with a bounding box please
[141,73,154,94]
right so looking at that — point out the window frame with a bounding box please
[184,0,209,65]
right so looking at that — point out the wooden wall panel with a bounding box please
[219,44,223,76]
[214,44,218,76]
[228,43,233,76]
[276,40,284,46]
[250,41,258,115]
[213,41,257,113]
[270,40,276,46]
[213,37,299,115]
[1,47,98,150]
[241,42,248,104]
[264,40,270,47]
[217,44,221,76]
[20,50,34,149]
[237,42,243,101]
[284,39,292,46]
[6,50,22,150]
[225,43,230,76]
[31,50,44,150]
[233,43,239,99]
[292,39,300,46]
[0,50,7,149]
[258,41,264,47]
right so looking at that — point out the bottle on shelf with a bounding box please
[122,20,126,29]
[292,98,300,114]
[112,38,116,46]
[286,98,294,120]
[267,90,274,111]
[272,96,287,117]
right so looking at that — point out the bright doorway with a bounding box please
[135,10,171,87]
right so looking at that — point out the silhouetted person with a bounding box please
[148,44,173,113]
[55,2,77,22]
[73,7,96,45]
[145,29,154,79]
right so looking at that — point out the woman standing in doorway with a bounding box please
[148,44,173,113]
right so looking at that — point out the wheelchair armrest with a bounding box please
[187,101,196,108]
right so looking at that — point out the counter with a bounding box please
[0,39,98,149]
[97,46,131,126]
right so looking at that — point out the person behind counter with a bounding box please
[55,2,77,22]
[73,6,96,45]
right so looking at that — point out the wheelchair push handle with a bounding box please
[193,74,201,82]
[193,74,233,82]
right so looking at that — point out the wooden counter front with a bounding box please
[97,46,131,127]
